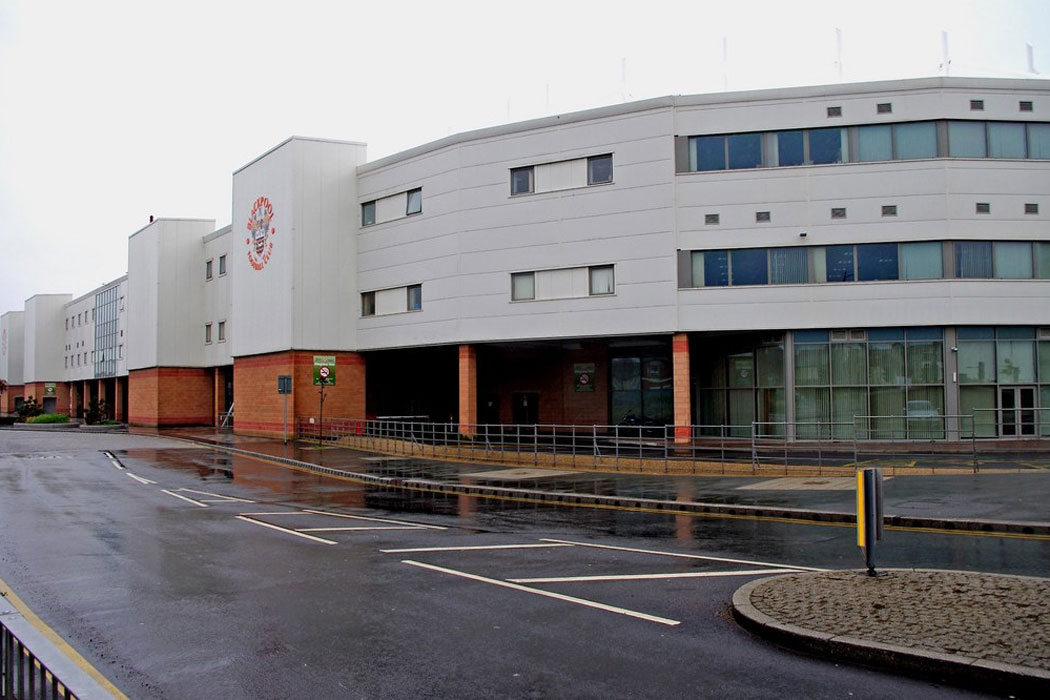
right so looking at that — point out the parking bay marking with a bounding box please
[161,489,209,507]
[508,568,800,584]
[540,538,825,572]
[125,472,156,485]
[401,560,681,627]
[235,516,338,544]
[235,508,442,542]
[382,543,574,554]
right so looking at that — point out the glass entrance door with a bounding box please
[999,386,1036,437]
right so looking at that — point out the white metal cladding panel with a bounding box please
[534,158,587,192]
[374,192,408,224]
[374,287,407,315]
[231,144,295,357]
[290,139,365,352]
[534,267,589,299]
[0,312,24,385]
[677,279,1050,332]
[127,224,160,370]
[156,220,212,368]
[203,233,233,368]
[23,295,70,383]
[63,295,95,382]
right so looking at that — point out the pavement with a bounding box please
[145,427,1050,695]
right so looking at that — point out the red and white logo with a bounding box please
[246,196,276,270]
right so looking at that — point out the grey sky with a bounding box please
[1,0,1047,313]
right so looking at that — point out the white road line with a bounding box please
[381,544,575,554]
[235,516,338,544]
[297,526,421,532]
[179,488,254,503]
[508,568,800,584]
[301,509,446,530]
[402,560,680,627]
[161,490,208,507]
[125,473,156,485]
[238,512,311,517]
[540,539,825,572]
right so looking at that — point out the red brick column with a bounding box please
[113,378,124,422]
[458,345,477,436]
[672,333,691,444]
[213,367,223,426]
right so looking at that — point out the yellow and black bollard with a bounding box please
[856,468,884,576]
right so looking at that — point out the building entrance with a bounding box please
[1000,386,1037,437]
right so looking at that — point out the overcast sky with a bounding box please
[1,0,1047,314]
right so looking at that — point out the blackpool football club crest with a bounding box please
[246,196,276,270]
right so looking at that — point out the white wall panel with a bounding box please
[23,294,70,382]
[0,311,24,385]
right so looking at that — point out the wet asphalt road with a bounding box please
[0,431,1046,699]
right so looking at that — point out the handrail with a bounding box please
[1,617,77,699]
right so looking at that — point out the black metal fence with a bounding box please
[1,620,75,700]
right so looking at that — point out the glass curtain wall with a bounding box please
[696,335,786,437]
[958,327,1048,437]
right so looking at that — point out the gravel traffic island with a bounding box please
[733,569,1050,695]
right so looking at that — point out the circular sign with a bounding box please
[319,366,331,379]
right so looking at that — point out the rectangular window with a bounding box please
[770,247,808,284]
[831,207,846,219]
[976,202,991,214]
[948,121,986,157]
[882,205,898,217]
[205,323,212,344]
[361,201,376,226]
[510,166,534,195]
[809,128,845,164]
[825,245,855,282]
[730,248,768,285]
[776,130,804,166]
[361,291,376,316]
[969,99,985,111]
[1025,203,1039,214]
[826,106,842,118]
[218,321,226,342]
[987,122,1026,158]
[993,241,1033,279]
[407,284,422,311]
[589,265,614,295]
[205,260,213,280]
[876,102,892,114]
[587,154,613,184]
[703,250,730,287]
[218,255,226,275]
[956,241,993,278]
[704,213,720,225]
[511,272,535,300]
[895,122,937,159]
[857,243,899,281]
[691,135,726,171]
[1029,123,1050,159]
[755,211,771,223]
[406,188,422,215]
[900,242,942,279]
[858,125,893,162]
[1036,242,1050,279]
[728,133,762,169]
[1020,101,1034,112]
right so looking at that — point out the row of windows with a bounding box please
[824,99,1033,118]
[65,345,123,368]
[64,296,124,331]
[361,188,422,227]
[204,321,227,344]
[685,120,1050,172]
[205,255,227,280]
[511,265,615,301]
[704,201,1039,226]
[510,154,613,196]
[361,284,422,317]
[683,241,1050,288]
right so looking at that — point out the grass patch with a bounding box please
[26,413,71,424]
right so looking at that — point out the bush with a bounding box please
[17,397,43,420]
[26,413,71,424]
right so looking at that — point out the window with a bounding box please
[702,251,729,287]
[970,100,984,111]
[1030,123,1050,158]
[587,154,613,184]
[824,245,855,282]
[510,167,534,195]
[704,213,720,225]
[406,284,422,311]
[65,318,69,330]
[218,321,226,342]
[882,205,898,217]
[948,121,986,157]
[956,241,993,278]
[731,249,768,285]
[361,292,376,316]
[895,122,937,159]
[219,255,227,275]
[406,188,422,215]
[776,130,804,166]
[728,133,762,169]
[809,128,845,164]
[205,323,212,344]
[1020,101,1033,112]
[691,135,726,171]
[205,260,213,280]
[1025,203,1039,215]
[770,247,808,284]
[876,103,892,114]
[900,242,942,279]
[589,265,614,295]
[755,211,771,223]
[118,344,123,359]
[361,201,376,226]
[976,202,991,214]
[858,125,892,161]
[987,122,1026,158]
[511,272,535,300]
[831,207,846,219]
[119,296,125,310]
[827,106,842,117]
[857,243,899,281]
[993,242,1033,279]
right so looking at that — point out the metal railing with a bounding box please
[293,415,1026,474]
[973,406,1050,439]
[1,619,75,699]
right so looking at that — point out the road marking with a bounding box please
[125,472,156,485]
[301,509,446,530]
[540,539,825,572]
[103,450,125,469]
[238,511,310,516]
[161,489,208,507]
[0,575,130,699]
[298,526,421,532]
[401,560,680,626]
[382,543,575,554]
[508,568,799,584]
[179,488,254,503]
[235,516,338,544]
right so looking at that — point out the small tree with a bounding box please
[17,396,43,420]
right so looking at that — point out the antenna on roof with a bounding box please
[940,31,951,76]
[1027,43,1038,74]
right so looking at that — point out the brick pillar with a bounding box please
[214,367,223,426]
[672,332,691,444]
[114,378,124,423]
[458,345,477,437]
